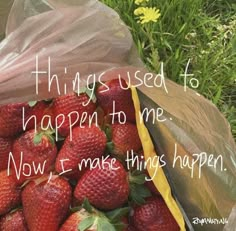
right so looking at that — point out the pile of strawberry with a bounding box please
[0,78,180,231]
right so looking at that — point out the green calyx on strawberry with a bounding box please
[128,170,152,205]
[28,99,53,107]
[33,129,56,146]
[71,199,129,231]
[78,86,97,104]
[11,129,58,184]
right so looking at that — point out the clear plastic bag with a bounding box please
[0,0,235,230]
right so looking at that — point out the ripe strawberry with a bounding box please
[0,209,28,231]
[52,92,96,137]
[96,78,136,123]
[0,101,48,138]
[0,170,21,215]
[55,125,106,175]
[22,175,72,231]
[131,197,179,231]
[59,209,96,231]
[109,122,142,156]
[11,129,57,183]
[60,200,129,231]
[0,137,13,171]
[74,158,129,210]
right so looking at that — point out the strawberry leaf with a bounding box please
[78,87,87,94]
[113,221,127,231]
[78,216,95,231]
[82,198,93,213]
[85,88,97,103]
[28,101,37,107]
[129,184,151,205]
[46,134,55,146]
[129,171,146,185]
[105,207,130,222]
[70,205,82,213]
[77,87,97,103]
[106,141,114,153]
[33,133,43,145]
[104,125,112,141]
[97,218,116,231]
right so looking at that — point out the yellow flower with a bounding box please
[134,7,161,24]
[135,0,149,5]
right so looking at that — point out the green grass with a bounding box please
[101,0,236,140]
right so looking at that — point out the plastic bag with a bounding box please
[0,0,235,230]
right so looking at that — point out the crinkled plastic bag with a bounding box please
[0,0,235,230]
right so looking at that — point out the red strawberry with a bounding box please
[60,200,129,231]
[59,209,96,231]
[131,197,179,231]
[55,124,106,175]
[22,175,72,231]
[0,170,21,215]
[96,78,136,123]
[0,209,28,231]
[11,129,57,183]
[0,101,48,138]
[109,122,142,156]
[0,137,13,171]
[53,92,96,137]
[74,158,129,210]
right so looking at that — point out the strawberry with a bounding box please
[74,158,150,211]
[131,197,179,231]
[0,209,28,231]
[0,101,48,138]
[60,199,129,231]
[0,137,13,171]
[55,124,106,175]
[22,175,72,231]
[74,158,129,210]
[59,209,97,231]
[96,78,136,123]
[0,170,21,215]
[108,122,142,157]
[52,92,96,137]
[11,129,57,183]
